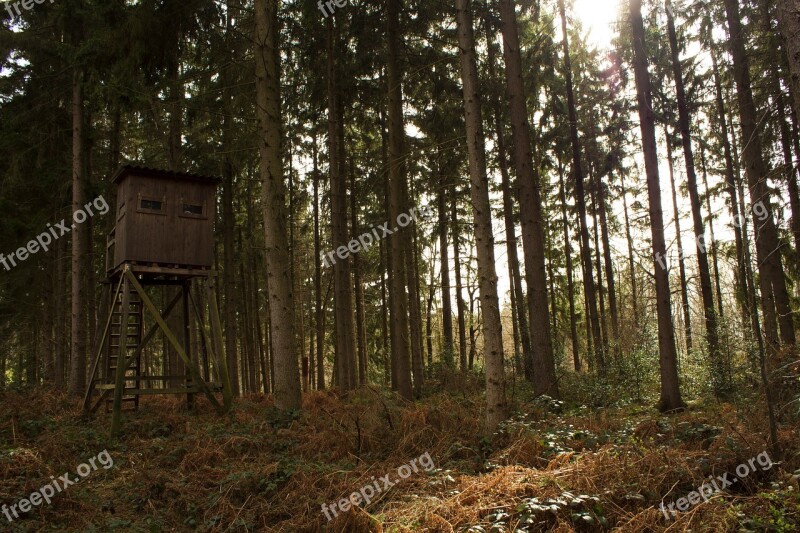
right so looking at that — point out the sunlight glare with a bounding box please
[572,0,623,49]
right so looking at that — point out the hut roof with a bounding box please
[111,164,221,185]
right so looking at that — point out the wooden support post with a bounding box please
[194,286,211,379]
[111,272,132,436]
[124,270,223,413]
[183,280,195,411]
[189,290,214,380]
[207,274,233,412]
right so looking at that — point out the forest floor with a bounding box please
[1,372,799,532]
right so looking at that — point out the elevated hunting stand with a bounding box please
[83,165,232,434]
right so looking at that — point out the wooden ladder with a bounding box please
[104,286,143,412]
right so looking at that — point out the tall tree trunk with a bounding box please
[238,237,254,394]
[558,0,603,371]
[723,0,795,350]
[164,35,185,387]
[415,232,427,370]
[736,138,762,343]
[780,117,800,275]
[791,94,800,274]
[326,18,357,392]
[406,189,425,394]
[711,48,751,326]
[591,180,609,354]
[336,107,358,390]
[253,251,270,393]
[168,50,183,171]
[456,0,506,430]
[68,69,86,397]
[312,133,326,390]
[666,1,722,387]
[55,236,67,388]
[452,198,468,371]
[597,174,619,347]
[498,0,558,395]
[222,56,240,395]
[558,157,581,371]
[245,186,260,393]
[468,278,477,371]
[380,238,390,384]
[666,131,693,355]
[351,165,368,386]
[776,0,800,124]
[486,19,532,381]
[508,266,521,374]
[497,122,532,380]
[437,171,455,366]
[254,0,301,411]
[426,264,436,371]
[699,143,725,319]
[764,0,800,276]
[547,231,558,336]
[380,108,392,386]
[577,228,594,372]
[386,0,413,399]
[629,0,685,411]
[619,170,639,324]
[313,133,326,390]
[43,257,56,383]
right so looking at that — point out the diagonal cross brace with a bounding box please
[124,269,223,414]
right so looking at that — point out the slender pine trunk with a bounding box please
[498,0,558,395]
[666,130,693,355]
[254,0,301,411]
[629,0,685,411]
[558,0,603,370]
[386,0,413,399]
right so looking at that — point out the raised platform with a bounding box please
[106,262,212,282]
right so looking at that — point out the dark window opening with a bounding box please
[140,199,163,211]
[183,204,203,216]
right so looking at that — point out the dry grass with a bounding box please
[0,386,798,532]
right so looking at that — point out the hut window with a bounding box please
[179,199,207,219]
[182,204,203,216]
[137,195,167,215]
[141,199,162,211]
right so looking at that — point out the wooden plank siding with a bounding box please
[112,166,219,270]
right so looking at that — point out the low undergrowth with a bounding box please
[0,380,798,532]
